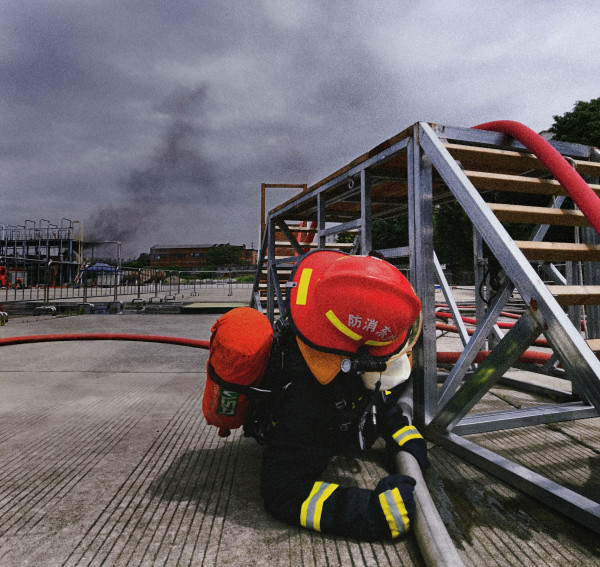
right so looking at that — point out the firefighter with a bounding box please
[257,250,428,541]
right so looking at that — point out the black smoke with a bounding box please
[84,85,214,252]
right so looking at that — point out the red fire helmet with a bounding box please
[288,250,422,361]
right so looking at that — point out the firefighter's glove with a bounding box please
[373,475,416,539]
[397,436,430,470]
[382,406,430,470]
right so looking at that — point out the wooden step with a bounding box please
[274,241,354,250]
[585,339,600,354]
[258,283,287,289]
[466,170,600,197]
[446,143,545,172]
[488,203,590,227]
[290,226,317,232]
[258,274,292,284]
[447,143,600,177]
[547,285,600,306]
[516,241,600,262]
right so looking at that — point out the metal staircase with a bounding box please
[252,121,600,532]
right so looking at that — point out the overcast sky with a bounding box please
[2,1,599,258]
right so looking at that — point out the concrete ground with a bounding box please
[1,309,600,566]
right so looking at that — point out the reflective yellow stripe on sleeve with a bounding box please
[300,481,339,532]
[378,487,410,538]
[392,425,423,447]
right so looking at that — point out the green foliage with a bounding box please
[123,252,151,268]
[206,244,242,267]
[550,97,600,147]
[372,215,409,249]
[335,232,356,244]
[433,203,473,271]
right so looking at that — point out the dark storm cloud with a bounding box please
[2,0,600,257]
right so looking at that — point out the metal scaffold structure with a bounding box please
[253,121,600,534]
[0,219,82,290]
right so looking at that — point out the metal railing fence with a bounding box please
[0,257,256,305]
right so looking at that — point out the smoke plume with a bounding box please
[84,85,214,255]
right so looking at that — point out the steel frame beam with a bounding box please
[415,121,600,533]
[259,121,600,532]
[430,431,600,533]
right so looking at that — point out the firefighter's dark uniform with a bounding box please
[257,336,428,541]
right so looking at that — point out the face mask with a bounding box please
[361,353,411,391]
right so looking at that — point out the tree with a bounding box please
[123,252,151,268]
[206,244,242,267]
[372,215,410,249]
[550,97,600,147]
[433,203,473,272]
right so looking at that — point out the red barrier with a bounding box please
[435,322,549,348]
[437,350,551,365]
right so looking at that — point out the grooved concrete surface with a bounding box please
[1,314,600,566]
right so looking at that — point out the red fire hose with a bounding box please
[0,333,210,350]
[473,120,600,236]
[0,332,554,368]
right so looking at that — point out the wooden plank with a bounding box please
[274,241,353,249]
[516,241,600,262]
[547,285,600,306]
[447,143,600,177]
[446,143,544,172]
[487,203,590,227]
[466,170,600,197]
[572,160,600,177]
[586,339,600,353]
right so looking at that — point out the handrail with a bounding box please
[473,120,600,236]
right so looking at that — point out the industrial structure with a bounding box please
[0,219,82,288]
[253,121,600,534]
[0,222,258,306]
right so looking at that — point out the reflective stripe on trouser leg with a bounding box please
[300,481,339,532]
[392,425,423,447]
[378,487,410,538]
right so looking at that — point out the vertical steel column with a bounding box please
[360,169,372,253]
[473,230,487,326]
[584,151,600,338]
[317,193,326,249]
[267,219,276,321]
[582,226,600,339]
[408,125,437,427]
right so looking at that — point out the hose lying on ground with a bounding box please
[396,379,466,567]
[0,333,210,350]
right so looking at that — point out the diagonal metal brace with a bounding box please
[275,220,306,256]
[429,303,545,432]
[436,280,514,410]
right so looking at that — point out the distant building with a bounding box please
[149,244,257,269]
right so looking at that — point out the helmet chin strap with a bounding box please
[340,345,387,375]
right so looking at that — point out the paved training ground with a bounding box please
[1,310,600,566]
